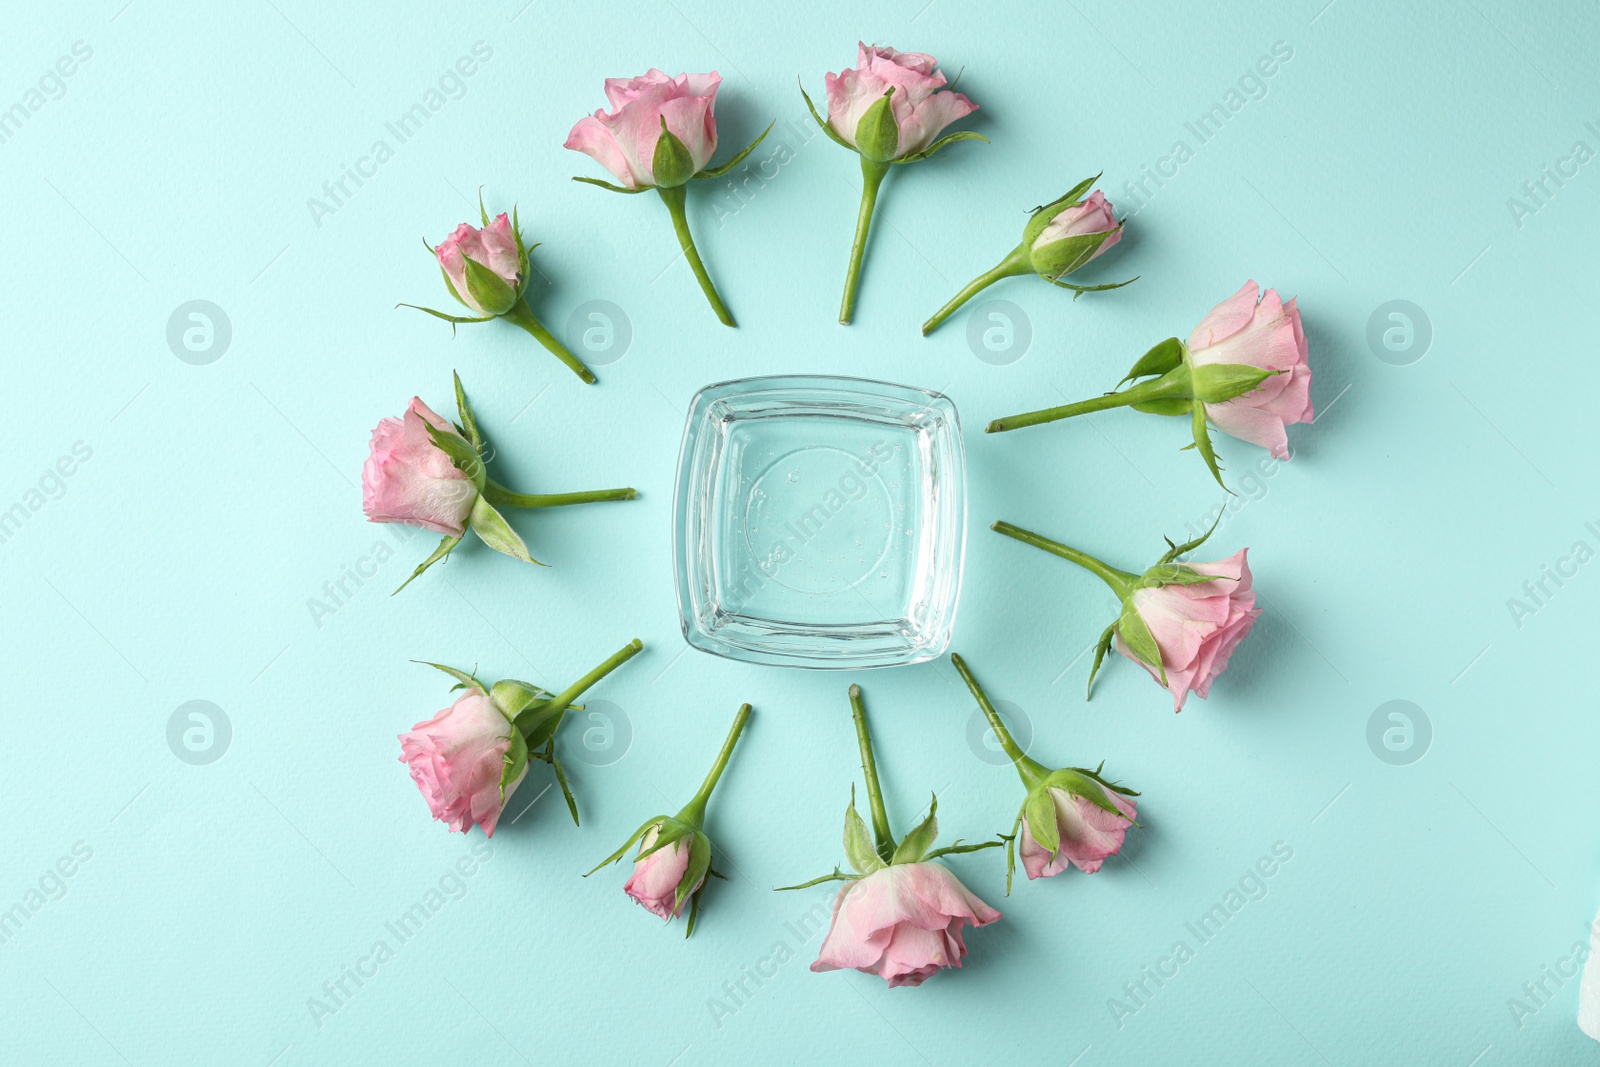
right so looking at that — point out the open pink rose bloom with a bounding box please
[1019,785,1139,879]
[564,69,721,188]
[1190,280,1313,459]
[811,863,1000,987]
[824,43,975,159]
[398,691,524,837]
[1120,549,1261,711]
[362,398,476,536]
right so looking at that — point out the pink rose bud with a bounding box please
[436,213,521,315]
[804,44,983,325]
[951,654,1141,891]
[567,70,772,328]
[923,178,1132,336]
[811,863,1001,987]
[564,69,722,190]
[990,520,1260,711]
[1120,549,1260,712]
[623,826,700,919]
[398,690,524,837]
[987,279,1311,487]
[405,205,596,383]
[365,374,638,592]
[784,685,1005,984]
[588,704,752,935]
[1188,281,1313,460]
[402,643,644,833]
[1018,780,1138,879]
[362,397,477,536]
[820,43,976,163]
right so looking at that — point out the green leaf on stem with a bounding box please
[697,120,775,179]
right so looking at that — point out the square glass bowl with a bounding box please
[673,375,966,669]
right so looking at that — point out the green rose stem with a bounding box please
[675,702,753,828]
[920,244,1033,336]
[499,298,596,384]
[850,683,896,861]
[990,521,1135,599]
[657,184,735,328]
[531,639,643,729]
[986,368,1192,433]
[480,482,638,509]
[950,654,1047,791]
[839,159,890,326]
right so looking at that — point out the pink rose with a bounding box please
[1033,190,1121,257]
[1119,549,1261,711]
[436,214,521,314]
[624,826,700,920]
[1188,280,1313,459]
[564,70,721,189]
[824,43,976,161]
[362,398,477,536]
[811,863,1000,987]
[398,691,524,837]
[1018,784,1138,879]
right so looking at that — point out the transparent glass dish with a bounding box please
[673,374,966,669]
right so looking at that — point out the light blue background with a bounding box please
[4,1,1598,1063]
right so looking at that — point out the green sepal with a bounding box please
[548,747,578,825]
[843,788,885,875]
[585,816,664,876]
[798,80,852,150]
[1191,363,1276,405]
[920,837,1005,863]
[414,661,487,694]
[1140,562,1226,589]
[1021,173,1102,247]
[890,794,939,865]
[1046,769,1126,820]
[895,129,987,164]
[696,120,775,179]
[499,726,528,803]
[1022,787,1060,856]
[492,678,558,733]
[1116,598,1168,685]
[650,117,697,188]
[460,253,518,316]
[571,175,649,194]
[774,867,856,892]
[392,534,461,594]
[1046,276,1139,299]
[397,303,495,333]
[477,189,490,227]
[423,421,485,489]
[1158,510,1223,564]
[452,371,482,451]
[1189,403,1228,490]
[1004,808,1024,895]
[468,496,542,564]
[853,89,900,163]
[1085,621,1117,700]
[1029,230,1114,280]
[1131,398,1192,416]
[1119,337,1186,387]
[674,830,713,918]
